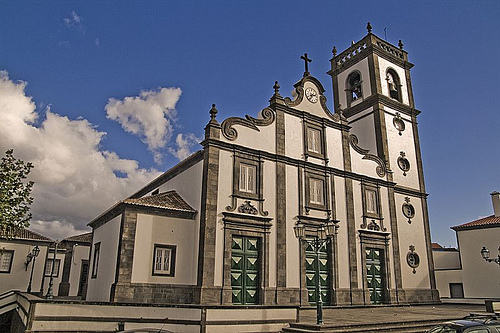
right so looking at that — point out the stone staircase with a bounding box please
[282,319,443,332]
[280,304,486,333]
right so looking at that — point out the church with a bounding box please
[86,23,439,309]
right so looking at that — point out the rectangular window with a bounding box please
[152,244,176,277]
[44,258,61,277]
[309,178,324,205]
[366,189,377,214]
[91,242,100,279]
[307,128,321,154]
[239,163,256,194]
[0,250,14,273]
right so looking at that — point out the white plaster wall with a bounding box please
[433,250,461,270]
[0,242,48,294]
[334,176,350,289]
[285,165,300,288]
[395,194,431,290]
[68,245,90,296]
[215,149,233,286]
[348,108,377,154]
[264,160,277,288]
[435,270,463,298]
[219,109,276,154]
[284,113,303,160]
[379,188,396,290]
[352,182,364,288]
[457,228,500,298]
[325,127,344,170]
[336,57,372,110]
[86,215,121,302]
[131,214,197,285]
[157,160,203,213]
[377,58,409,105]
[384,108,419,189]
[42,251,65,296]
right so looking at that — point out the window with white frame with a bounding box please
[0,250,14,273]
[309,178,324,205]
[307,127,322,154]
[365,189,378,214]
[239,163,256,194]
[152,244,176,277]
[44,258,61,277]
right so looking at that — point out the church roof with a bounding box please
[0,228,53,242]
[451,215,500,231]
[63,232,92,244]
[123,190,197,213]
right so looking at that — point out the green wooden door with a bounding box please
[305,242,330,305]
[231,236,259,305]
[365,248,384,304]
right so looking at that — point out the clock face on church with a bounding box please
[305,87,318,103]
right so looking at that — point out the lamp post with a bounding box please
[294,219,336,325]
[46,241,59,300]
[26,245,40,293]
[480,246,500,266]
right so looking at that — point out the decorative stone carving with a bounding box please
[238,201,258,215]
[221,107,276,141]
[397,151,410,176]
[360,219,387,232]
[402,197,415,224]
[406,245,420,274]
[349,135,388,178]
[393,112,405,136]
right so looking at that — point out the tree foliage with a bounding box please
[0,149,34,236]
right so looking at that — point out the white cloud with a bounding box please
[105,87,182,163]
[169,133,202,161]
[0,71,161,240]
[64,11,85,34]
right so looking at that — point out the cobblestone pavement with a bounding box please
[298,304,486,325]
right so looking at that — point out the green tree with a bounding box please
[0,149,34,236]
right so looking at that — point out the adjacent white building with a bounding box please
[86,26,439,308]
[434,192,500,300]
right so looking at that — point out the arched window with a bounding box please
[346,71,362,106]
[386,69,402,102]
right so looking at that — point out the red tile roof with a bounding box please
[123,190,196,213]
[432,243,443,249]
[63,232,92,244]
[0,228,52,241]
[451,215,500,231]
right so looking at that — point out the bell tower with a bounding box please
[327,22,438,301]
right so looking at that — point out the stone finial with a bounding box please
[273,81,282,97]
[367,22,372,33]
[209,104,218,123]
[398,40,404,50]
[332,46,337,57]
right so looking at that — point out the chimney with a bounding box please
[490,191,500,217]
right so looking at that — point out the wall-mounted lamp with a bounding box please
[480,246,500,266]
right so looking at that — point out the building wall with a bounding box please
[377,57,409,105]
[0,241,49,294]
[131,214,198,285]
[457,228,500,298]
[41,250,65,296]
[86,215,121,302]
[435,269,463,298]
[68,244,91,296]
[433,250,460,270]
[336,57,372,110]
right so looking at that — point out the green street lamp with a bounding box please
[26,245,40,293]
[294,219,336,325]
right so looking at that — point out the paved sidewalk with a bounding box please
[298,303,486,325]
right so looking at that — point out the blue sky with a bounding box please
[1,1,499,245]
